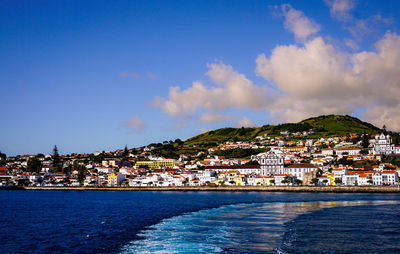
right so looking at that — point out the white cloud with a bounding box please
[152,1,400,131]
[325,0,355,22]
[281,4,321,41]
[199,113,235,124]
[154,33,400,130]
[121,115,147,133]
[255,32,400,129]
[155,62,274,117]
[236,117,255,127]
[344,38,359,50]
[325,1,393,41]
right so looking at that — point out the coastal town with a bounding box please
[1,128,400,189]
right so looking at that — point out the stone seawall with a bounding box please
[6,186,400,193]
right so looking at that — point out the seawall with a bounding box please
[3,186,400,193]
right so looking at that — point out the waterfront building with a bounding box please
[274,174,292,186]
[284,163,319,181]
[107,173,125,187]
[254,176,274,186]
[205,165,260,175]
[252,151,284,176]
[382,171,398,185]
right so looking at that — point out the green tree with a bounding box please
[52,145,61,171]
[26,157,42,173]
[0,151,6,160]
[77,169,85,185]
[294,179,303,186]
[361,133,369,148]
[245,160,260,165]
[122,145,129,159]
[335,178,342,184]
[282,175,292,185]
[311,178,319,186]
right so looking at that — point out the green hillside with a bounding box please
[184,114,381,146]
[300,115,380,136]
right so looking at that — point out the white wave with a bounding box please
[120,200,400,254]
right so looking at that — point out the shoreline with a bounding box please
[2,186,400,193]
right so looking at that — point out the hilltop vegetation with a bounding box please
[184,115,381,146]
[300,115,380,137]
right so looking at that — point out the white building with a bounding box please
[284,163,319,181]
[343,174,359,186]
[252,151,284,176]
[335,148,360,156]
[321,149,334,156]
[382,171,398,185]
[96,167,114,174]
[205,165,260,175]
[372,133,397,155]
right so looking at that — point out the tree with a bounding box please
[360,149,369,155]
[17,179,30,186]
[311,178,319,186]
[245,160,260,165]
[52,145,61,170]
[0,152,6,166]
[77,169,85,185]
[322,179,328,185]
[0,151,6,160]
[175,139,184,145]
[294,179,303,186]
[335,178,342,185]
[367,179,373,185]
[26,157,42,173]
[122,145,129,159]
[282,175,292,185]
[361,133,369,148]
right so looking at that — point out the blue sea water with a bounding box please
[1,191,400,253]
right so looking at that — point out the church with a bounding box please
[371,133,400,155]
[251,150,284,176]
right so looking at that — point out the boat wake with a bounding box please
[119,200,400,253]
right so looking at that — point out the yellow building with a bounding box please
[107,173,125,187]
[233,174,246,186]
[322,173,335,186]
[254,176,275,186]
[135,159,177,169]
[282,146,308,153]
[303,171,317,185]
[214,171,238,186]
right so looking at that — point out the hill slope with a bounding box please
[184,114,381,146]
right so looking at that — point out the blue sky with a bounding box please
[1,0,400,155]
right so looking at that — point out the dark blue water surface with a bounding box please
[1,191,400,253]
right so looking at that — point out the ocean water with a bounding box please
[1,191,400,253]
